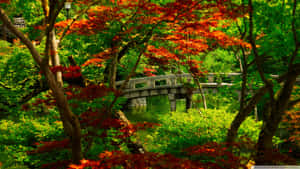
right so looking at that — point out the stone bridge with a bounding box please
[116,73,240,111]
[116,73,300,111]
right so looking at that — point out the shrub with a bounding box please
[0,116,64,168]
[138,108,262,156]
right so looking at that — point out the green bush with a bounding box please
[138,108,263,156]
[0,116,64,168]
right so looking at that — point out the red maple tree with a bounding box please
[55,0,251,78]
[0,0,254,168]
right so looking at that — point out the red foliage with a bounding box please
[185,59,205,77]
[41,160,72,169]
[143,67,157,77]
[185,142,248,169]
[69,151,207,169]
[55,6,114,35]
[79,109,160,140]
[49,66,82,79]
[0,0,10,3]
[68,141,249,169]
[66,84,118,101]
[79,110,124,129]
[283,109,300,144]
[282,87,300,149]
[27,1,254,168]
[82,58,104,67]
[255,149,297,165]
[116,122,161,139]
[28,139,70,154]
[55,0,250,78]
[21,103,30,111]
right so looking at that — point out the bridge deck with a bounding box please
[116,73,300,110]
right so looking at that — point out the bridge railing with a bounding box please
[116,73,300,91]
[116,73,242,90]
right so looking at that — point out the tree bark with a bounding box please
[42,66,83,163]
[115,110,145,154]
[49,30,63,86]
[255,72,298,164]
[226,52,248,144]
[2,22,7,42]
[196,80,207,110]
[0,6,83,164]
[250,0,299,164]
[108,54,118,89]
[226,86,268,144]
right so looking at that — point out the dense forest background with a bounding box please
[0,0,299,168]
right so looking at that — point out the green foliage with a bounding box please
[202,49,239,73]
[192,87,240,111]
[126,96,170,123]
[0,40,11,53]
[83,128,130,160]
[0,42,41,118]
[0,116,64,168]
[1,0,297,167]
[138,108,262,156]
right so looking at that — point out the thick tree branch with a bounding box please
[275,63,300,83]
[226,85,268,143]
[50,0,66,33]
[248,0,274,103]
[43,0,66,64]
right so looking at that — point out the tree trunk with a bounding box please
[186,94,192,111]
[42,66,83,163]
[255,110,281,164]
[198,84,207,110]
[0,8,83,164]
[226,86,268,144]
[191,77,207,110]
[108,54,118,89]
[2,22,7,41]
[255,73,297,164]
[49,30,63,86]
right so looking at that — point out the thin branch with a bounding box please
[58,1,99,46]
[108,44,149,112]
[288,98,300,109]
[247,59,255,67]
[275,63,300,83]
[43,0,66,64]
[119,45,147,91]
[50,0,66,32]
[0,79,49,109]
[0,81,12,89]
[244,86,268,116]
